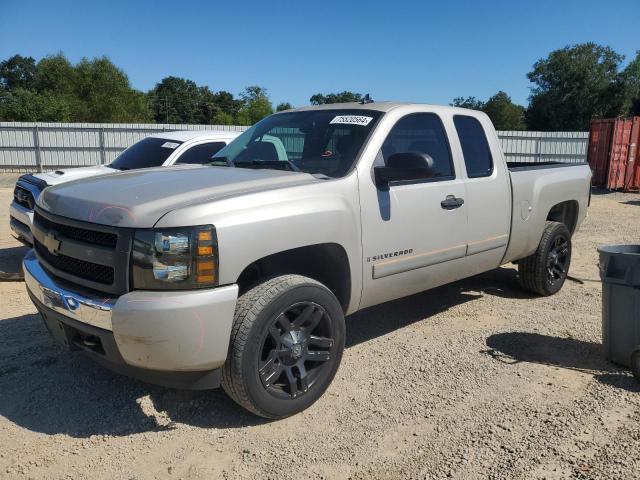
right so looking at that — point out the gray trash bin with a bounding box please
[598,245,640,377]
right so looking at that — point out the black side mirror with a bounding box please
[374,152,435,189]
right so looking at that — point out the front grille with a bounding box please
[35,239,115,285]
[14,185,35,210]
[33,207,132,295]
[34,212,118,248]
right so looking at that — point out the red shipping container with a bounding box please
[607,118,635,190]
[588,119,614,187]
[622,117,640,192]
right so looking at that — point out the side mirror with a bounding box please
[374,152,435,189]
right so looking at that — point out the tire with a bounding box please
[631,348,640,382]
[221,274,345,419]
[518,221,572,296]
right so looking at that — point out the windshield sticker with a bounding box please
[329,115,373,126]
[161,142,180,149]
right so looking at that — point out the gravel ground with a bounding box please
[1,184,640,480]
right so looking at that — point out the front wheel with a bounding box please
[518,221,572,296]
[222,275,345,419]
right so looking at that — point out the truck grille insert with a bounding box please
[32,208,131,295]
[14,185,35,210]
[34,212,118,248]
[35,239,115,285]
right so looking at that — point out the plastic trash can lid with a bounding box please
[597,245,640,256]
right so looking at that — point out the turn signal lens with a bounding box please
[198,231,213,242]
[196,260,216,283]
[198,246,213,256]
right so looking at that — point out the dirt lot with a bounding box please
[1,183,639,480]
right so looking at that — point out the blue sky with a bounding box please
[1,0,638,108]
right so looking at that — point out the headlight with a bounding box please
[131,225,218,290]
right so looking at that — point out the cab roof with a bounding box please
[284,101,483,116]
[148,130,242,142]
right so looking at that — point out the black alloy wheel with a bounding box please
[258,302,335,399]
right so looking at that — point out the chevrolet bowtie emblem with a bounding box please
[44,230,61,255]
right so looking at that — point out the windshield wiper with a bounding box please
[232,159,300,172]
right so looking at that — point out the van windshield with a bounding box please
[211,109,383,178]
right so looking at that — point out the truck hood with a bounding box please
[38,165,318,228]
[36,165,118,186]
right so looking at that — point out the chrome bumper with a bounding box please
[23,250,115,330]
[10,201,34,244]
[24,249,239,372]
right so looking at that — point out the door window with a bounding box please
[175,142,228,165]
[453,115,493,178]
[380,113,454,180]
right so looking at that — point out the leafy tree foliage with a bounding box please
[0,55,36,90]
[0,89,73,121]
[525,43,624,131]
[309,91,363,105]
[148,76,202,124]
[451,96,484,111]
[236,86,273,125]
[451,92,525,130]
[276,102,293,111]
[73,57,152,122]
[620,50,640,116]
[483,92,525,130]
[0,54,151,122]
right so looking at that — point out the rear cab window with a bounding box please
[175,142,228,165]
[453,115,493,178]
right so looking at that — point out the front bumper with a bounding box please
[23,250,239,389]
[9,201,34,244]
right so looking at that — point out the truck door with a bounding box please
[451,115,511,274]
[358,112,469,309]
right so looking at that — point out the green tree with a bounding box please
[451,96,485,110]
[34,54,75,94]
[483,91,525,130]
[620,50,640,116]
[0,54,36,91]
[148,76,201,124]
[73,57,151,122]
[236,86,273,125]
[525,43,624,131]
[309,91,363,105]
[276,102,293,111]
[0,88,73,121]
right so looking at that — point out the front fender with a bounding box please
[155,174,363,313]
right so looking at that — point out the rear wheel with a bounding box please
[518,221,572,296]
[222,275,345,419]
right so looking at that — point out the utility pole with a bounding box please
[165,96,169,124]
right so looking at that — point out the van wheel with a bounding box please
[518,221,572,296]
[221,275,345,419]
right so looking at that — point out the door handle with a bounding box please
[441,195,464,210]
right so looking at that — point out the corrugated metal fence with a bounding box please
[0,122,588,172]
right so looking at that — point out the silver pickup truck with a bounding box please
[23,102,592,418]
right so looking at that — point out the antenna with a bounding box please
[360,94,373,104]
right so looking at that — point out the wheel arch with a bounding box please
[546,200,579,235]
[235,243,352,313]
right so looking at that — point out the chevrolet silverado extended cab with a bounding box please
[10,130,240,244]
[23,103,592,418]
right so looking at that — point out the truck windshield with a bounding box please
[109,137,183,170]
[211,109,383,178]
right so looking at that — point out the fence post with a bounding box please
[33,125,43,173]
[98,127,106,165]
[535,135,542,163]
